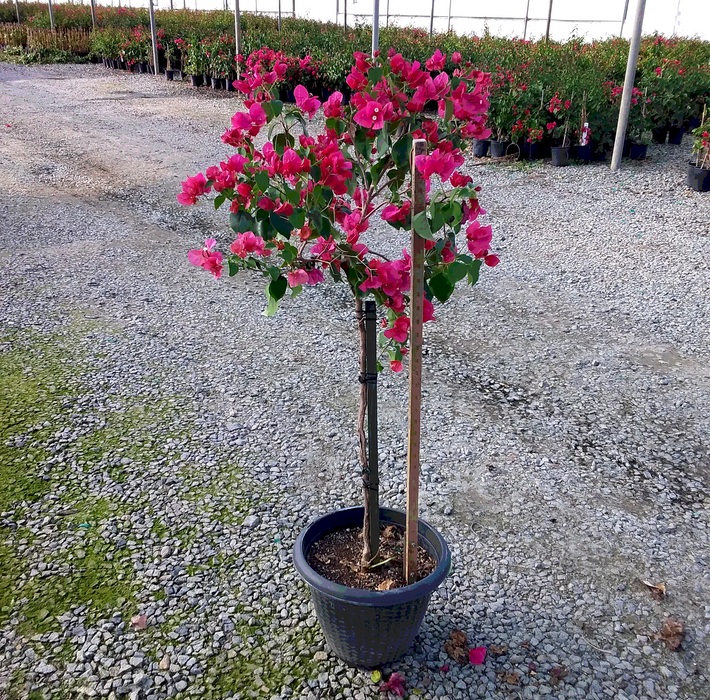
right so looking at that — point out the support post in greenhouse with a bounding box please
[234,0,242,60]
[335,0,339,24]
[404,138,427,586]
[278,0,282,32]
[90,0,97,29]
[148,0,160,75]
[372,0,379,54]
[429,0,435,36]
[620,0,630,36]
[446,0,452,32]
[523,0,531,40]
[344,0,347,33]
[611,0,646,173]
[385,0,389,28]
[14,0,20,23]
[48,0,55,30]
[544,0,553,42]
[293,0,295,19]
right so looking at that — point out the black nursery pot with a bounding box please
[211,77,222,89]
[472,139,490,157]
[629,143,648,160]
[165,69,174,81]
[190,74,202,87]
[293,507,451,669]
[519,140,541,160]
[138,62,147,74]
[667,126,685,145]
[573,144,593,162]
[550,146,570,167]
[489,140,509,158]
[226,76,235,91]
[652,126,668,144]
[688,163,710,192]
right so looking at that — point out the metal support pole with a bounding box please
[620,0,630,36]
[14,0,20,23]
[672,0,681,36]
[611,0,647,172]
[404,138,427,586]
[385,0,389,28]
[234,0,242,60]
[148,0,159,74]
[335,0,338,24]
[523,0,531,40]
[364,301,379,566]
[447,0,452,32]
[344,0,347,33]
[48,0,55,30]
[372,0,380,54]
[293,0,295,18]
[90,0,97,29]
[544,0,553,42]
[429,0,435,36]
[278,0,281,31]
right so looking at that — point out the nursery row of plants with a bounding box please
[2,3,710,156]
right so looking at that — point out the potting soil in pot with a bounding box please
[307,523,435,590]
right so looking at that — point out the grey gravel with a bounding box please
[0,61,709,700]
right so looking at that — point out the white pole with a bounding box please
[523,0,531,39]
[671,0,681,36]
[234,0,242,59]
[446,0,452,32]
[148,0,160,74]
[429,0,435,36]
[335,0,339,23]
[90,0,97,28]
[15,0,20,23]
[619,0,630,36]
[385,0,389,27]
[372,0,379,54]
[610,0,647,173]
[48,0,55,30]
[278,0,282,31]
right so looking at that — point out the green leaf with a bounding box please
[310,164,322,182]
[371,670,381,684]
[412,211,434,240]
[376,124,390,158]
[392,134,413,168]
[429,271,455,302]
[368,66,383,84]
[229,210,256,234]
[445,97,454,124]
[467,258,483,286]
[448,261,468,283]
[271,99,283,117]
[354,137,370,160]
[228,260,239,277]
[265,266,282,281]
[268,275,287,301]
[263,292,279,317]
[290,209,306,229]
[290,284,303,299]
[430,203,445,233]
[270,211,294,236]
[280,242,298,264]
[214,193,226,210]
[254,170,269,192]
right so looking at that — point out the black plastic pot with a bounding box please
[293,507,451,668]
[573,144,593,162]
[550,146,570,167]
[687,117,701,131]
[165,69,174,81]
[651,126,668,144]
[203,73,211,85]
[629,143,648,160]
[190,74,202,87]
[667,126,685,145]
[519,141,542,160]
[211,77,222,89]
[173,69,182,81]
[688,163,710,192]
[138,62,147,74]
[472,139,490,157]
[226,77,235,92]
[489,140,508,158]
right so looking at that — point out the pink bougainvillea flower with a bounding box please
[230,231,268,258]
[354,100,394,130]
[469,647,487,665]
[323,91,344,118]
[390,359,403,373]
[188,238,223,278]
[177,173,211,206]
[307,268,324,285]
[451,52,462,65]
[384,316,411,343]
[294,84,321,118]
[423,298,436,323]
[288,269,309,287]
[425,49,446,71]
[484,254,500,267]
[379,671,406,697]
[440,664,450,673]
[466,221,493,257]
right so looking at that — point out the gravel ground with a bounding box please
[0,62,709,700]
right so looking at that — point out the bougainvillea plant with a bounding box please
[180,46,497,573]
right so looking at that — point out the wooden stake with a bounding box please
[405,139,427,585]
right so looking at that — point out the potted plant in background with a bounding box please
[645,59,689,144]
[178,47,497,668]
[547,93,573,166]
[611,84,652,159]
[184,40,204,87]
[688,111,710,192]
[487,67,519,157]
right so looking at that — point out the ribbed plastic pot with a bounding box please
[550,146,570,167]
[629,143,648,160]
[293,507,451,668]
[651,127,668,144]
[688,165,710,192]
[667,126,685,145]
[472,139,490,157]
[489,140,508,158]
